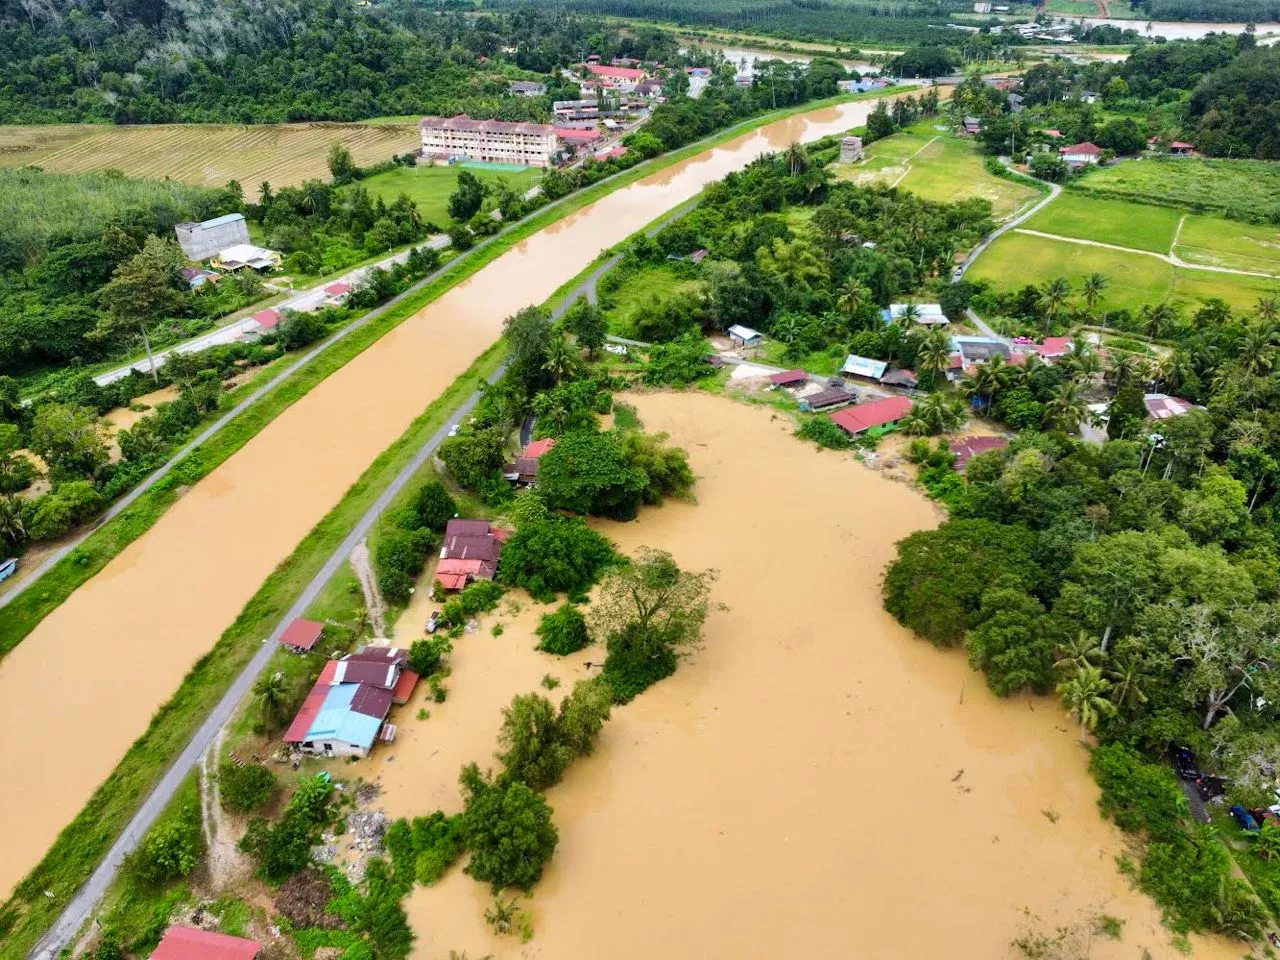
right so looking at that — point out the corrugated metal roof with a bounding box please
[279,618,323,651]
[152,926,260,960]
[831,396,913,435]
[193,213,247,230]
[284,661,338,743]
[728,325,763,341]
[332,660,397,689]
[951,435,1009,469]
[841,354,888,380]
[804,388,855,411]
[524,437,556,459]
[307,684,383,750]
[769,369,807,386]
[392,669,419,704]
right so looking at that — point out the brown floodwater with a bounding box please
[373,394,1243,960]
[0,94,919,898]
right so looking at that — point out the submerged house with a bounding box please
[153,926,261,960]
[830,396,913,436]
[505,437,556,485]
[435,519,507,590]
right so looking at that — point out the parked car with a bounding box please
[425,611,441,634]
[0,557,16,583]
[447,424,460,437]
[1171,745,1200,781]
[1231,804,1261,834]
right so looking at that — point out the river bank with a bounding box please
[0,90,926,933]
[359,391,1242,959]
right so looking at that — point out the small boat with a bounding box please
[0,558,17,583]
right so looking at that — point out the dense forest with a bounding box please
[0,0,672,123]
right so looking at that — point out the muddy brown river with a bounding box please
[0,94,922,898]
[368,394,1242,959]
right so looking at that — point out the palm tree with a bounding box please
[962,354,1013,413]
[784,141,811,176]
[1105,352,1137,390]
[898,303,921,328]
[1057,664,1117,743]
[913,327,953,381]
[1137,302,1178,340]
[254,671,291,731]
[542,335,581,384]
[1037,277,1073,333]
[1055,631,1104,675]
[1106,654,1149,712]
[1064,343,1102,385]
[1081,273,1109,316]
[1237,323,1279,377]
[836,281,871,323]
[0,495,26,549]
[1256,296,1279,325]
[901,393,964,436]
[1043,381,1088,433]
[772,313,802,345]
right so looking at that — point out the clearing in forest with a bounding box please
[0,122,420,189]
[359,165,543,227]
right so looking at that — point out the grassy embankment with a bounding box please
[0,87,892,960]
[359,164,542,226]
[828,122,1042,221]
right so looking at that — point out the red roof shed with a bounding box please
[152,926,260,960]
[769,369,808,387]
[830,396,913,435]
[951,435,1009,470]
[252,308,281,329]
[523,437,556,459]
[279,618,324,652]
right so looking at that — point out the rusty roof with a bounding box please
[420,115,556,136]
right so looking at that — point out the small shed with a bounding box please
[951,435,1009,470]
[1144,393,1198,420]
[801,388,855,412]
[769,369,808,388]
[962,116,982,135]
[252,308,282,331]
[279,618,324,654]
[727,325,764,348]
[879,368,918,389]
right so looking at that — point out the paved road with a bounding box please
[94,236,454,387]
[28,190,684,960]
[955,169,1062,342]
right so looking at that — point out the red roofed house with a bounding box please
[594,145,628,161]
[951,435,1009,470]
[152,926,260,960]
[252,308,281,330]
[505,438,556,485]
[830,395,914,436]
[436,519,506,590]
[1144,393,1198,420]
[557,126,603,147]
[1169,140,1195,156]
[1059,142,1101,167]
[586,63,648,91]
[769,369,808,388]
[1030,336,1073,361]
[279,617,324,654]
[324,281,352,305]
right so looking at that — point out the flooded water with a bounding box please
[0,93,922,898]
[376,393,1241,960]
[1062,17,1280,39]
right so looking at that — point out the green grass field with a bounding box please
[1073,158,1280,214]
[359,164,543,226]
[832,128,1041,220]
[1175,215,1280,274]
[969,231,1280,313]
[1023,192,1183,253]
[601,263,703,338]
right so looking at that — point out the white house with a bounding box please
[1059,141,1102,167]
[212,243,280,272]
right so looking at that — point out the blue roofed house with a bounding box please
[283,648,419,758]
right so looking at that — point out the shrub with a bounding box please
[408,636,452,676]
[536,603,590,655]
[796,417,852,450]
[414,480,457,532]
[375,527,435,605]
[219,761,277,813]
[133,799,202,885]
[439,578,505,626]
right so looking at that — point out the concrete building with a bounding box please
[840,136,864,162]
[554,99,599,120]
[420,115,559,167]
[1059,141,1102,167]
[509,80,547,97]
[175,213,249,262]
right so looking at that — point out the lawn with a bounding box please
[600,262,704,338]
[1073,157,1280,215]
[359,164,543,226]
[969,231,1280,313]
[1023,193,1183,253]
[1175,215,1280,275]
[832,129,1041,220]
[0,122,419,189]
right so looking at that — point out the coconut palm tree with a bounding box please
[902,393,964,436]
[1081,273,1109,316]
[1057,664,1117,742]
[1106,654,1150,713]
[1043,381,1088,433]
[784,141,811,176]
[254,671,291,731]
[542,335,581,384]
[1237,323,1280,377]
[836,281,872,324]
[1055,631,1104,676]
[1256,296,1279,325]
[0,495,26,549]
[1105,351,1137,390]
[913,327,953,382]
[1037,277,1073,333]
[961,354,1013,413]
[1137,302,1178,340]
[898,302,921,328]
[1064,343,1102,385]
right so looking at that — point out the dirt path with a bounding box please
[199,726,249,891]
[1014,226,1280,279]
[349,542,387,639]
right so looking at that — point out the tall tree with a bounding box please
[93,236,188,382]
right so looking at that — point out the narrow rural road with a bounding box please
[94,235,454,387]
[1014,227,1280,280]
[955,171,1062,342]
[29,199,687,960]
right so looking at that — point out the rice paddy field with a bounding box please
[1176,215,1280,274]
[0,122,420,188]
[830,126,1042,220]
[1022,192,1182,252]
[968,230,1280,312]
[359,164,543,226]
[1073,157,1280,214]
